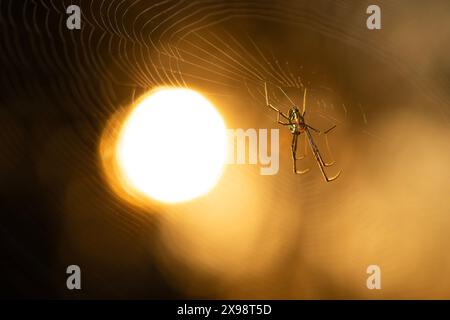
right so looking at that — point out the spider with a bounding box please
[265,82,341,182]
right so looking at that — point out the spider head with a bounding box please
[289,106,299,116]
[289,106,303,121]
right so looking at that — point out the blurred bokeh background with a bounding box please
[1,0,450,299]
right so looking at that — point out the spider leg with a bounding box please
[293,133,306,160]
[315,141,335,167]
[306,124,335,167]
[322,134,336,166]
[318,159,341,182]
[305,129,328,167]
[305,129,341,182]
[303,133,308,157]
[264,82,270,106]
[306,124,320,133]
[292,134,309,174]
[265,82,291,125]
[324,124,337,134]
[320,125,337,166]
[302,87,307,116]
[277,111,291,125]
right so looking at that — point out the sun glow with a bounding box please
[115,88,227,204]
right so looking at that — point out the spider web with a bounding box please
[0,1,404,129]
[2,0,450,299]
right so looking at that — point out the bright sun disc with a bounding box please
[116,88,227,203]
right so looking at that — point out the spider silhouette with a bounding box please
[265,82,341,182]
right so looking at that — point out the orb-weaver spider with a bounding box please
[265,82,341,182]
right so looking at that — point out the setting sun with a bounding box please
[115,88,227,203]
